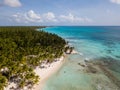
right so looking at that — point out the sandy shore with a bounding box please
[33,56,65,90]
[4,56,65,90]
[5,49,77,90]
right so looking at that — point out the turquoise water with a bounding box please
[41,26,120,90]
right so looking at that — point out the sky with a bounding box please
[0,0,120,26]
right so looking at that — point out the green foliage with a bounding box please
[0,26,66,89]
[0,74,7,90]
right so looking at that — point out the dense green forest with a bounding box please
[0,26,66,89]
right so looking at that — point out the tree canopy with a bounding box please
[0,26,66,89]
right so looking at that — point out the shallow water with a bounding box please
[40,26,120,90]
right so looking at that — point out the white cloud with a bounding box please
[4,0,22,7]
[84,17,93,22]
[13,13,28,23]
[12,10,92,24]
[25,10,42,22]
[110,0,120,4]
[43,12,57,22]
[27,10,41,20]
[12,10,42,23]
[59,13,92,23]
[12,10,57,23]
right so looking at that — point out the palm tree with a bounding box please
[0,75,8,90]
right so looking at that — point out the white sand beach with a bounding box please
[4,48,79,90]
[4,56,65,90]
[34,56,65,90]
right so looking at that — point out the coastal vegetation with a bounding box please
[0,26,66,89]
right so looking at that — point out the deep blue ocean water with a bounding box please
[41,26,120,90]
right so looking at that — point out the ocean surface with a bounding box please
[41,26,120,90]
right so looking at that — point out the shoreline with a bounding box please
[33,47,76,90]
[3,27,76,90]
[33,56,66,90]
[4,56,66,90]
